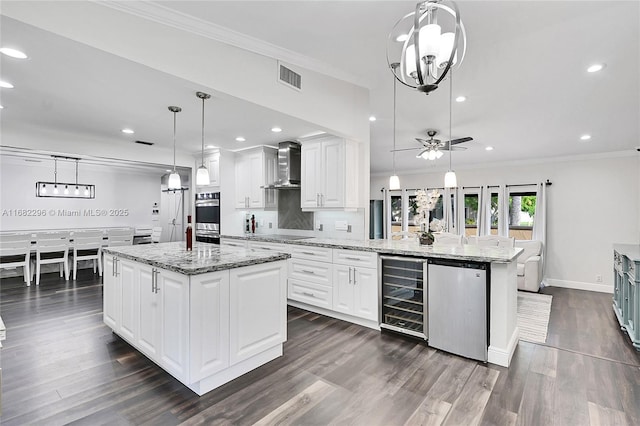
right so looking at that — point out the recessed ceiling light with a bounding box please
[485,146,494,151]
[587,63,605,73]
[235,136,246,142]
[369,116,377,122]
[121,128,134,134]
[166,169,172,173]
[271,127,282,133]
[580,134,591,141]
[0,47,28,59]
[455,96,466,102]
[395,34,409,42]
[206,144,215,149]
[0,105,3,109]
[0,80,14,89]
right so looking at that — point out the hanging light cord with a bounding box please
[173,110,177,172]
[393,72,397,176]
[449,69,453,172]
[54,158,58,185]
[201,97,205,167]
[75,160,78,186]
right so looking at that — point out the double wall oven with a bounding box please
[195,192,220,244]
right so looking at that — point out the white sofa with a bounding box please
[467,235,515,248]
[515,240,543,292]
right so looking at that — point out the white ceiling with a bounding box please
[1,1,639,174]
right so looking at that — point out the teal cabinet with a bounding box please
[613,245,640,351]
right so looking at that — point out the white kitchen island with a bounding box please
[102,242,289,396]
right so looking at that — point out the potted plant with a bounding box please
[413,189,442,245]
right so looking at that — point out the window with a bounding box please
[463,193,479,236]
[508,191,536,240]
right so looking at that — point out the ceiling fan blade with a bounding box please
[416,148,429,158]
[446,137,474,146]
[391,147,421,152]
[441,142,468,151]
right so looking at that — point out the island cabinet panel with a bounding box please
[158,268,190,382]
[190,271,230,382]
[103,254,120,330]
[229,262,287,365]
[137,264,160,359]
[119,259,138,342]
[332,264,378,322]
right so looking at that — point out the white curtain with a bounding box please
[457,188,467,237]
[498,185,510,237]
[478,186,491,236]
[532,182,548,276]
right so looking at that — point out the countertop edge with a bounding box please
[613,244,640,261]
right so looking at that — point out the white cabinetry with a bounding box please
[332,250,378,322]
[103,254,120,330]
[300,136,359,210]
[235,147,277,209]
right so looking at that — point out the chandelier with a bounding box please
[387,0,466,94]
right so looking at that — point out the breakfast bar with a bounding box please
[102,242,289,396]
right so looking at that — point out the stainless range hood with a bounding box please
[272,141,301,189]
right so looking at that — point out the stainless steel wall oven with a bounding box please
[195,192,220,244]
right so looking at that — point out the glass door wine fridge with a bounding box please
[379,255,428,339]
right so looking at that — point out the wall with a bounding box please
[371,152,640,292]
[0,155,163,232]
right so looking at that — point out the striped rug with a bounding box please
[517,291,553,344]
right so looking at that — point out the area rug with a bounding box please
[517,291,553,344]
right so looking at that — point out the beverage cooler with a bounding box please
[379,256,428,339]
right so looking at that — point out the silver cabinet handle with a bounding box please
[316,193,320,207]
[301,251,316,256]
[301,269,315,275]
[114,258,119,277]
[348,267,352,284]
[320,194,324,206]
[345,256,362,261]
[154,269,161,293]
[353,268,357,285]
[112,257,116,277]
[302,291,314,298]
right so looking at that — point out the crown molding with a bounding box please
[95,0,363,88]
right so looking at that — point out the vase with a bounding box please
[419,234,434,245]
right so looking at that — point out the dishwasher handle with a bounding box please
[427,258,488,270]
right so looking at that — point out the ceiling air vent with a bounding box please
[278,62,302,91]
[135,140,154,146]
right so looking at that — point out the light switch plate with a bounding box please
[335,220,348,231]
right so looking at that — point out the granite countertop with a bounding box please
[223,235,522,263]
[103,242,290,275]
[613,244,640,261]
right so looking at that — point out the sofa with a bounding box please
[514,240,543,292]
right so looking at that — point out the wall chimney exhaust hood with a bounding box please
[271,141,301,189]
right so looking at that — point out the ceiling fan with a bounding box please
[392,129,473,160]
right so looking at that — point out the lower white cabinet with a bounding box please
[333,264,378,322]
[230,262,287,365]
[103,254,120,330]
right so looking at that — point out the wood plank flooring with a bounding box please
[1,273,639,425]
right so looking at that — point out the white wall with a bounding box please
[371,152,640,292]
[0,155,163,232]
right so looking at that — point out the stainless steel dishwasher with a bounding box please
[427,258,489,362]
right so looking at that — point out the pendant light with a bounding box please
[196,91,211,186]
[389,63,401,190]
[168,106,182,190]
[444,69,457,188]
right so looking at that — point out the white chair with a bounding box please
[34,231,70,285]
[71,230,104,280]
[151,227,163,243]
[433,232,463,246]
[515,240,543,292]
[0,233,33,285]
[476,235,515,248]
[107,228,134,247]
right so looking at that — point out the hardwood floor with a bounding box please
[1,273,639,425]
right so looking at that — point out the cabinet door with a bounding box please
[103,255,120,330]
[235,155,251,208]
[248,152,265,209]
[137,265,160,359]
[158,268,190,382]
[208,152,220,187]
[190,271,230,382]
[321,138,345,208]
[300,141,322,208]
[263,149,278,208]
[119,259,138,342]
[333,265,355,316]
[229,261,287,365]
[353,267,379,321]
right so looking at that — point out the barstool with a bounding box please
[34,231,70,285]
[71,230,104,280]
[0,233,33,285]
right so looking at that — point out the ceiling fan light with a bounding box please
[444,170,457,188]
[389,174,400,190]
[436,150,444,159]
[196,165,210,186]
[428,150,437,160]
[168,172,181,190]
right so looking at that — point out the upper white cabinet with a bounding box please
[300,136,360,210]
[196,149,221,188]
[235,147,277,209]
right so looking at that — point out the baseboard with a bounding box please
[544,278,612,294]
[488,326,519,368]
[287,300,380,331]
